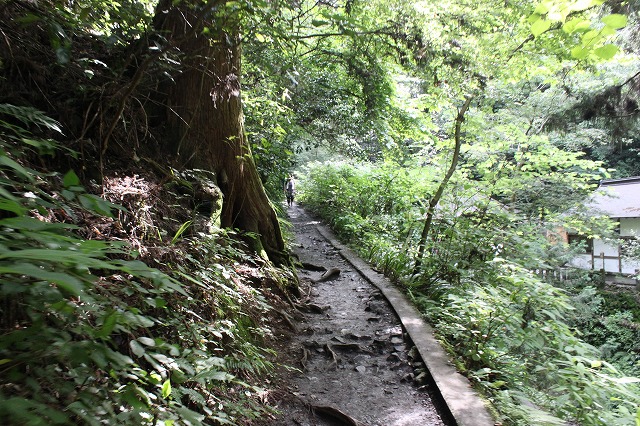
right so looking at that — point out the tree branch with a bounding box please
[414,95,474,274]
[619,70,640,88]
[506,6,600,62]
[290,26,397,41]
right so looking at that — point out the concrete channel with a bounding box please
[312,220,496,426]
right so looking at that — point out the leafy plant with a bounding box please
[0,105,284,425]
[300,159,640,425]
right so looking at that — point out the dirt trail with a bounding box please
[267,205,448,426]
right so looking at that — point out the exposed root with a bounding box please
[295,302,329,314]
[287,393,367,426]
[311,404,365,426]
[275,309,297,331]
[300,261,326,271]
[300,347,310,371]
[330,343,364,352]
[324,343,339,370]
[313,267,341,283]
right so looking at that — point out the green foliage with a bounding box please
[263,0,638,424]
[529,0,627,61]
[298,160,425,278]
[51,0,154,45]
[495,58,640,178]
[569,285,640,378]
[300,159,640,425]
[241,0,636,181]
[0,106,279,425]
[2,0,637,423]
[242,0,430,166]
[422,260,640,425]
[243,73,296,199]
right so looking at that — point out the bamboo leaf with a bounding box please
[194,370,234,382]
[0,249,112,268]
[138,337,155,346]
[0,216,77,231]
[97,311,118,338]
[0,199,26,215]
[78,193,120,217]
[0,262,85,294]
[171,220,193,244]
[129,340,145,357]
[0,155,34,181]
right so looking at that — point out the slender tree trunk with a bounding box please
[414,95,473,273]
[154,0,286,263]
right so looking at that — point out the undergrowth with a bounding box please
[0,104,294,425]
[299,160,640,426]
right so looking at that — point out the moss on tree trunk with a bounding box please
[154,0,286,263]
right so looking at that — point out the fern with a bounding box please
[0,106,282,425]
[0,103,63,134]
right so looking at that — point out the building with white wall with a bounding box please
[570,177,640,278]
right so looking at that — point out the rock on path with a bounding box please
[266,205,448,426]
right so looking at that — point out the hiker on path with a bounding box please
[284,175,295,207]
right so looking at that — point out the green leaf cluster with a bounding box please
[0,106,281,425]
[299,156,639,425]
[529,0,627,60]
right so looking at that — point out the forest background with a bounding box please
[0,0,640,425]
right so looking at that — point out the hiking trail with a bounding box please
[265,205,450,426]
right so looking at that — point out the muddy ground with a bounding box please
[264,205,449,426]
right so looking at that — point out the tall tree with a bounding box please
[153,0,286,262]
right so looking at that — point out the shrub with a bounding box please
[0,105,283,425]
[301,159,640,426]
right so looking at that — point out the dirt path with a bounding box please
[267,205,448,426]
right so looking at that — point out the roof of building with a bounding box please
[590,176,640,218]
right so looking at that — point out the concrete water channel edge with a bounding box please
[311,218,496,426]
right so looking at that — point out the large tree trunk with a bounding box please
[154,0,286,262]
